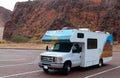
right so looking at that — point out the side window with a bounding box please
[72,44,82,53]
[87,39,97,49]
[77,33,84,38]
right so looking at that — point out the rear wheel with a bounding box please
[98,59,103,67]
[63,63,71,75]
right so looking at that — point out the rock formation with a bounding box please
[0,6,11,40]
[3,0,120,42]
[0,6,12,27]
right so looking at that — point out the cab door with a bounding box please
[71,44,82,67]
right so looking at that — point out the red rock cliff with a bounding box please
[3,0,120,41]
[0,7,12,27]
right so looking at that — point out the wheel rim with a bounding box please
[67,66,70,72]
[99,60,103,67]
[99,62,102,67]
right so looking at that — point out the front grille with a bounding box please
[41,56,53,63]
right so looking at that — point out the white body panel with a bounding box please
[70,30,112,67]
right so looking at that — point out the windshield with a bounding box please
[51,43,73,52]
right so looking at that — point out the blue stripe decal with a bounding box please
[42,30,74,42]
[105,34,113,45]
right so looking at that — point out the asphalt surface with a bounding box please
[0,49,120,78]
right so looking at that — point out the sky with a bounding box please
[0,0,28,11]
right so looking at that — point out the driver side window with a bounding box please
[72,44,82,53]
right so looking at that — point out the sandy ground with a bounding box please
[112,44,120,51]
[0,43,53,50]
[0,43,120,51]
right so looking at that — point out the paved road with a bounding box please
[0,49,120,78]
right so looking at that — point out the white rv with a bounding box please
[39,28,113,75]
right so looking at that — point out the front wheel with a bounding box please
[63,63,71,75]
[43,68,48,73]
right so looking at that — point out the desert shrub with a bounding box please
[29,39,42,43]
[113,41,118,45]
[11,35,29,43]
[0,40,6,44]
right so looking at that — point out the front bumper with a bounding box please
[39,62,64,69]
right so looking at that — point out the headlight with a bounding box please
[57,57,63,63]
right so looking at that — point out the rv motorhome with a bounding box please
[39,28,113,75]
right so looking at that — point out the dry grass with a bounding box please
[0,43,53,50]
[113,44,120,52]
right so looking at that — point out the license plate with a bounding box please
[44,66,48,69]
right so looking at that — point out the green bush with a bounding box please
[11,35,29,43]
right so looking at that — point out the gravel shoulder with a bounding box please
[0,43,120,51]
[0,43,52,50]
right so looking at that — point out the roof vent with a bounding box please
[62,27,70,30]
[79,28,90,32]
[95,31,105,34]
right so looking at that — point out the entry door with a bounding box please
[72,44,82,67]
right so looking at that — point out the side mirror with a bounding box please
[46,46,48,51]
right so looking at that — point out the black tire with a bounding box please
[63,63,71,75]
[98,59,103,67]
[43,68,48,73]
